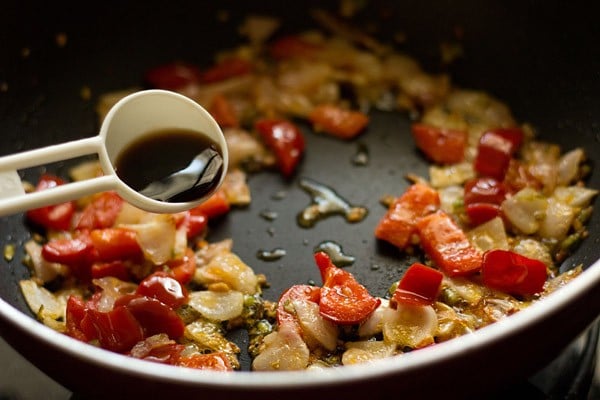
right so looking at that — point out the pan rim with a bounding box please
[0,257,598,389]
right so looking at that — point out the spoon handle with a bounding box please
[0,174,119,217]
[0,136,102,171]
[0,136,115,217]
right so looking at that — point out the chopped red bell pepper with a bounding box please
[200,57,253,84]
[75,191,124,230]
[463,177,507,226]
[308,104,369,139]
[208,93,239,128]
[26,174,76,231]
[391,263,443,306]
[80,305,145,353]
[315,251,380,325]
[481,249,547,296]
[144,61,203,91]
[255,118,305,178]
[89,228,143,262]
[165,247,197,285]
[416,211,483,276]
[91,260,130,281]
[411,123,467,164]
[136,271,188,309]
[463,177,507,206]
[466,202,502,226]
[65,295,91,342]
[374,183,440,249]
[474,128,524,180]
[269,35,322,60]
[189,188,230,219]
[114,294,185,340]
[42,233,96,266]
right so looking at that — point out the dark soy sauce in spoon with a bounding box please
[115,128,224,203]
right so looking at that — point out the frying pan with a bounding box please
[0,1,599,398]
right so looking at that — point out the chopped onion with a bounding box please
[252,324,310,371]
[511,238,553,267]
[24,240,68,283]
[121,214,179,264]
[92,277,137,312]
[194,251,259,294]
[467,217,509,252]
[221,168,251,206]
[114,203,152,225]
[501,187,547,234]
[538,198,575,240]
[342,340,396,365]
[238,15,280,45]
[357,298,388,337]
[557,148,585,185]
[185,320,240,357]
[188,290,244,322]
[19,280,66,331]
[223,128,270,170]
[292,299,338,351]
[439,185,464,215]
[382,303,437,348]
[429,163,475,188]
[553,186,598,208]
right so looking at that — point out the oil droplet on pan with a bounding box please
[297,177,367,228]
[257,248,286,261]
[314,240,355,267]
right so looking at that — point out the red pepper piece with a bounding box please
[188,188,230,219]
[411,123,467,164]
[416,211,483,276]
[200,57,253,84]
[315,251,380,325]
[165,247,197,285]
[80,305,145,353]
[65,295,91,342]
[89,228,142,262]
[115,294,185,340]
[91,260,130,281]
[308,104,369,139]
[208,93,239,128]
[474,128,524,180]
[269,35,322,60]
[42,234,96,266]
[463,177,507,206]
[392,263,444,306]
[136,271,188,309]
[75,191,124,230]
[26,174,76,231]
[255,118,305,178]
[374,183,440,249]
[466,202,502,226]
[481,249,547,296]
[144,61,202,91]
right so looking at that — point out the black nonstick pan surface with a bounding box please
[0,1,599,399]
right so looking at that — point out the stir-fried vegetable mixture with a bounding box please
[19,9,597,372]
